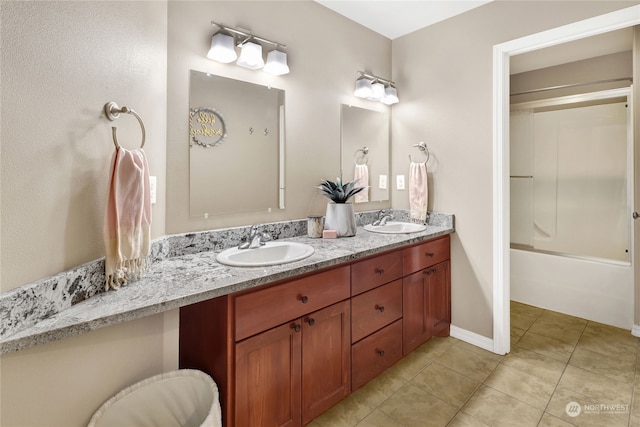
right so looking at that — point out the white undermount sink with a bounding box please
[364,222,427,234]
[216,241,315,267]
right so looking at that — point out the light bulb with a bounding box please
[237,40,264,70]
[264,50,289,75]
[207,33,237,63]
[354,77,373,98]
[368,81,385,101]
[382,86,399,105]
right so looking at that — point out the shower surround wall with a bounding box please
[510,53,633,329]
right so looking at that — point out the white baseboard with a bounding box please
[450,325,495,353]
[632,324,640,338]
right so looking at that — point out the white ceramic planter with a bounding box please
[324,203,357,237]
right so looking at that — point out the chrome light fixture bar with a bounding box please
[354,71,399,105]
[208,22,289,75]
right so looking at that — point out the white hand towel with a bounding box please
[354,164,369,203]
[409,161,428,223]
[104,147,152,291]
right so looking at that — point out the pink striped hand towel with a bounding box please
[104,147,151,290]
[409,161,428,223]
[354,164,369,203]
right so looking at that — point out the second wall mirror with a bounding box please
[340,104,390,204]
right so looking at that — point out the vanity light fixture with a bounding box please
[209,22,289,75]
[353,71,399,105]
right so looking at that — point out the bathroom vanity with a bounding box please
[179,234,450,427]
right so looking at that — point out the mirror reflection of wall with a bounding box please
[340,105,390,204]
[189,71,285,217]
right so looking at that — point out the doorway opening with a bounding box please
[492,5,640,355]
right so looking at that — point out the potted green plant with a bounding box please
[316,178,366,237]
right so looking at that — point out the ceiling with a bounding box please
[314,1,633,73]
[314,0,492,40]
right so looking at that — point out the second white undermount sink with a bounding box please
[364,222,427,234]
[216,241,315,267]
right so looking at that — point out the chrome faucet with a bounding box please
[239,224,271,249]
[372,210,393,226]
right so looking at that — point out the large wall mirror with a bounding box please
[340,105,390,204]
[189,70,285,217]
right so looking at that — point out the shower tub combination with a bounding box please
[510,88,633,329]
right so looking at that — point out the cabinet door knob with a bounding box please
[304,317,315,326]
[426,252,435,258]
[375,304,385,313]
[423,269,432,276]
[375,268,385,275]
[298,295,309,304]
[376,349,385,357]
[292,323,301,332]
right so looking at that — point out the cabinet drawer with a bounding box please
[351,280,402,343]
[351,251,402,295]
[351,319,402,391]
[403,235,450,275]
[235,266,350,341]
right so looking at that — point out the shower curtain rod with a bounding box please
[510,77,632,96]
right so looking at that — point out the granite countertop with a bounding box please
[0,221,453,354]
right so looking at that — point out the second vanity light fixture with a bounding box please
[207,22,289,76]
[354,71,399,105]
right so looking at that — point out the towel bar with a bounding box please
[104,101,146,150]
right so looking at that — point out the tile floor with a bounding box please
[308,301,640,427]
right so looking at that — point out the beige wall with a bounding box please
[391,0,637,338]
[1,0,638,425]
[0,1,170,426]
[1,1,389,425]
[166,1,391,234]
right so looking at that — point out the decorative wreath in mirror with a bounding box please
[189,107,227,148]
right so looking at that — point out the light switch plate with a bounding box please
[396,175,405,190]
[149,176,157,204]
[379,175,387,190]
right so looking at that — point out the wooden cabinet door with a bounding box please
[301,300,351,425]
[402,270,430,355]
[235,321,302,427]
[429,261,451,337]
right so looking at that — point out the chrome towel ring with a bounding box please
[104,101,146,149]
[408,141,430,164]
[353,146,369,166]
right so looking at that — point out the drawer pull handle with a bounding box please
[292,323,301,332]
[304,317,315,326]
[298,295,309,304]
[376,349,385,357]
[426,252,435,258]
[424,270,432,276]
[375,304,385,313]
[375,268,385,275]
